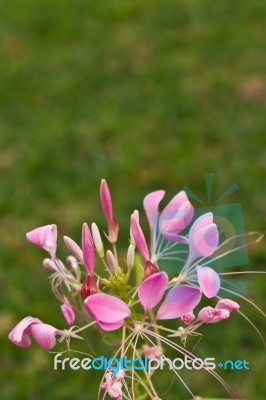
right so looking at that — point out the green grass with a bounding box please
[0,0,265,399]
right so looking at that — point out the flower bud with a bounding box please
[42,258,57,271]
[197,306,230,324]
[91,223,104,258]
[106,250,118,274]
[80,276,99,298]
[130,210,139,246]
[127,244,135,270]
[181,312,196,325]
[63,236,83,263]
[215,298,240,312]
[143,260,159,279]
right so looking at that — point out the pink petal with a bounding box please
[97,320,126,331]
[100,179,113,221]
[197,266,220,298]
[82,223,95,276]
[215,299,240,312]
[8,316,41,348]
[61,300,75,325]
[160,192,194,235]
[63,236,84,263]
[130,214,150,262]
[189,213,219,258]
[138,272,169,312]
[84,293,131,325]
[30,323,58,350]
[156,285,202,320]
[26,224,57,258]
[197,306,230,323]
[143,190,165,231]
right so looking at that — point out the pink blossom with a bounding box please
[63,236,84,263]
[9,316,58,350]
[26,224,57,258]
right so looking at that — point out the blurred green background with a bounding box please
[0,0,265,399]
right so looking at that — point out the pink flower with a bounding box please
[189,213,219,259]
[84,293,131,331]
[130,213,150,262]
[9,316,58,350]
[197,306,230,324]
[61,298,75,325]
[26,224,57,258]
[216,298,240,312]
[100,179,119,243]
[82,223,95,276]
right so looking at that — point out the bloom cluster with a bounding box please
[9,179,264,399]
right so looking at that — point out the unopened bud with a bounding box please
[42,258,57,271]
[91,223,104,258]
[130,210,139,246]
[143,260,159,279]
[80,276,99,298]
[127,244,135,270]
[106,250,118,274]
[63,236,83,263]
[181,312,195,325]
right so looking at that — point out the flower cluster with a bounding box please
[9,179,264,399]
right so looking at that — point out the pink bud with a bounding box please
[91,223,104,257]
[130,213,150,262]
[42,258,57,271]
[100,179,119,243]
[215,299,240,312]
[100,179,113,222]
[82,223,95,276]
[106,250,118,274]
[80,276,99,298]
[63,236,84,263]
[26,224,57,258]
[197,306,230,323]
[143,260,159,279]
[61,298,75,325]
[181,312,196,325]
[126,244,135,269]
